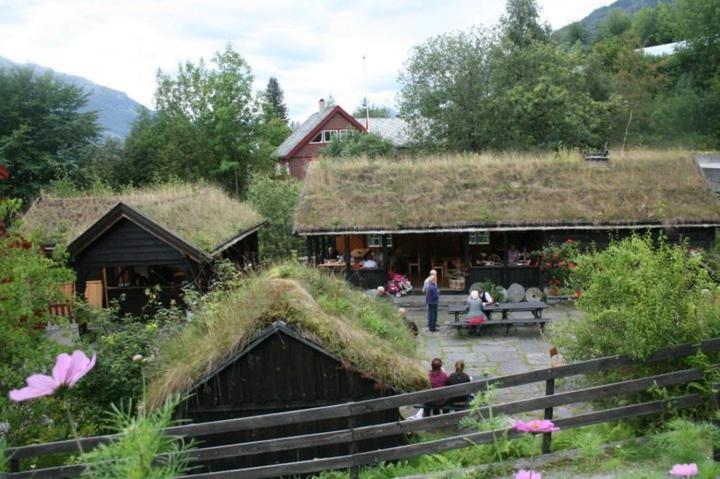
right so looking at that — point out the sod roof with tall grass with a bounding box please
[294,150,720,233]
[20,183,264,253]
[146,263,427,408]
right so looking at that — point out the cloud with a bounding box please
[0,0,614,121]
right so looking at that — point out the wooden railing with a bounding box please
[4,338,720,479]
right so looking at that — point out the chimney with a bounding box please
[318,98,326,113]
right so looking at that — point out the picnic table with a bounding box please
[447,301,551,334]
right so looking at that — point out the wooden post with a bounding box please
[502,231,509,287]
[306,237,314,266]
[712,382,720,462]
[382,235,389,270]
[344,236,351,274]
[542,347,558,454]
[348,414,360,479]
[10,458,19,473]
[101,267,110,308]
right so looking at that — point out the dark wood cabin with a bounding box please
[295,152,720,292]
[177,321,403,472]
[67,202,263,314]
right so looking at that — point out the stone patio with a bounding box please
[397,295,586,417]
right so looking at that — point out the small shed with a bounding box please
[147,269,426,471]
[20,184,265,314]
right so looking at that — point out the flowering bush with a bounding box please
[386,273,412,297]
[535,239,581,295]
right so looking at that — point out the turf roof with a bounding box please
[294,150,720,233]
[20,183,264,253]
[146,263,427,408]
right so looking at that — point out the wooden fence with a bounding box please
[4,338,720,479]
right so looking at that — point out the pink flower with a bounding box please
[669,464,698,477]
[514,419,560,433]
[515,470,541,479]
[9,351,96,401]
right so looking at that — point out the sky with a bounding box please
[0,0,615,122]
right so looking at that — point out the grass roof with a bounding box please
[294,150,720,233]
[20,183,264,253]
[146,263,427,408]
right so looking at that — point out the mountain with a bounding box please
[557,0,674,37]
[0,56,144,138]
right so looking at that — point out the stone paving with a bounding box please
[398,296,586,417]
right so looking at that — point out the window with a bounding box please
[468,231,490,245]
[323,130,338,142]
[367,234,392,248]
[339,129,353,140]
[310,132,323,143]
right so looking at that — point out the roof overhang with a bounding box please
[296,221,720,236]
[210,221,267,256]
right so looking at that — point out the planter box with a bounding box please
[448,278,466,290]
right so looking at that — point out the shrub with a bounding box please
[553,234,720,361]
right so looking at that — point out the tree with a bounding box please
[499,0,549,49]
[563,22,590,47]
[0,67,99,199]
[596,9,632,41]
[123,46,269,195]
[353,99,392,118]
[321,132,396,158]
[246,175,304,260]
[261,77,289,124]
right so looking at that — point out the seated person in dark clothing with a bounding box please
[445,360,472,407]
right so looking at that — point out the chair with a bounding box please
[408,256,422,279]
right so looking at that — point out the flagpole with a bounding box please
[363,55,369,131]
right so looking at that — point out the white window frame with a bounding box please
[367,234,392,248]
[468,231,490,245]
[309,132,323,144]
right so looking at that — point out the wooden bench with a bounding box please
[448,301,549,321]
[449,317,551,335]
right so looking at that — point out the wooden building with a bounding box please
[21,184,265,314]
[274,99,411,179]
[146,271,426,472]
[294,151,720,291]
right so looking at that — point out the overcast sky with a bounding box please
[0,0,614,122]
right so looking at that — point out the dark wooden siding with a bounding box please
[74,218,190,267]
[179,330,402,472]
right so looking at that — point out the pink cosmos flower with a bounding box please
[9,351,96,401]
[669,463,698,477]
[514,419,560,433]
[515,470,541,479]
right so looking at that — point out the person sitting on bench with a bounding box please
[424,358,449,416]
[467,290,490,333]
[445,360,472,408]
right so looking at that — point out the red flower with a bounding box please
[567,261,576,269]
[545,262,552,269]
[558,260,565,267]
[565,239,574,243]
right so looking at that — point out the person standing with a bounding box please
[426,275,440,332]
[422,269,437,293]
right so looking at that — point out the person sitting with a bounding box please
[376,285,388,298]
[507,244,520,263]
[424,358,449,417]
[466,290,488,333]
[518,247,530,262]
[362,252,378,269]
[445,360,472,407]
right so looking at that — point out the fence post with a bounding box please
[542,346,560,455]
[348,413,360,479]
[10,457,20,472]
[712,383,720,462]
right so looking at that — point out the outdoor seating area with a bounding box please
[447,301,551,335]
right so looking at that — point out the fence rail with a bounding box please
[4,337,720,479]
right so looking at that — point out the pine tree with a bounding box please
[263,77,289,124]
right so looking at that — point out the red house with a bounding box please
[0,165,9,180]
[274,99,367,179]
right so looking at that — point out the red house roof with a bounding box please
[274,105,366,160]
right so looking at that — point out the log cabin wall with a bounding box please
[179,329,402,472]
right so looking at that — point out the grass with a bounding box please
[294,149,720,233]
[20,183,264,252]
[146,262,427,408]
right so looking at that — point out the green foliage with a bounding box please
[246,174,304,260]
[651,418,719,465]
[554,234,720,361]
[81,397,192,479]
[596,9,632,41]
[352,99,392,118]
[261,77,289,125]
[121,46,273,195]
[321,132,396,158]
[0,66,100,199]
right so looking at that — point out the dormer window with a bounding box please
[310,129,348,144]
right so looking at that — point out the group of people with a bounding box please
[422,358,472,417]
[423,269,495,332]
